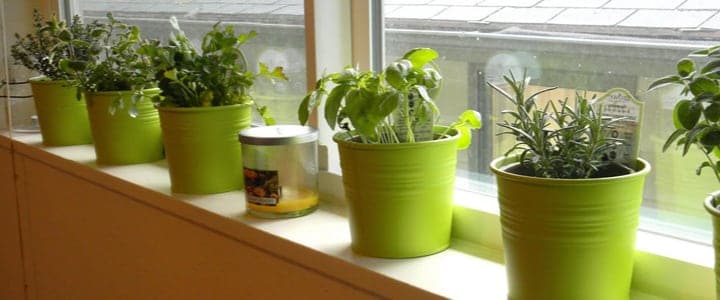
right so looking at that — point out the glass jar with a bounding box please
[238,125,318,218]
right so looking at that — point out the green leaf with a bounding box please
[334,68,358,83]
[344,90,376,137]
[67,60,87,72]
[662,128,687,152]
[58,59,71,73]
[701,128,720,147]
[414,85,432,102]
[402,48,438,69]
[57,29,72,41]
[684,126,709,155]
[648,75,683,91]
[689,77,719,96]
[237,30,256,45]
[691,45,720,56]
[298,93,312,125]
[455,125,472,150]
[164,69,178,81]
[459,110,482,129]
[705,102,720,122]
[674,99,702,130]
[487,81,517,103]
[324,85,351,129]
[385,60,409,89]
[702,59,720,75]
[677,58,696,77]
[422,68,442,89]
[377,92,402,118]
[697,161,712,176]
[256,105,275,125]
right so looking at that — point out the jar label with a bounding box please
[243,168,281,206]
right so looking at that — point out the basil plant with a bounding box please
[298,48,481,148]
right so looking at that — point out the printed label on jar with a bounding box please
[243,168,282,206]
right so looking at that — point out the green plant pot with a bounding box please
[333,128,459,258]
[85,89,164,165]
[29,77,92,146]
[157,104,252,194]
[705,195,720,300]
[490,156,650,300]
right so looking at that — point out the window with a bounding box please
[72,0,307,125]
[382,0,720,243]
[0,2,8,133]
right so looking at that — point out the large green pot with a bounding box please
[333,128,459,258]
[85,89,164,165]
[490,156,651,300]
[705,195,720,300]
[157,104,252,194]
[29,77,92,146]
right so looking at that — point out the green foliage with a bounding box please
[489,72,626,179]
[143,17,287,125]
[11,10,103,81]
[298,48,481,144]
[648,44,720,184]
[61,13,156,92]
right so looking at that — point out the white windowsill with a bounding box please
[8,132,715,299]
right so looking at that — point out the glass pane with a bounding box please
[0,2,7,135]
[2,3,39,136]
[383,1,720,243]
[73,0,306,124]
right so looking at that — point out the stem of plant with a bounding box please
[701,145,720,184]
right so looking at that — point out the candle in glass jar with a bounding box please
[239,125,319,218]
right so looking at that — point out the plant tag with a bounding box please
[594,88,644,168]
[394,94,435,142]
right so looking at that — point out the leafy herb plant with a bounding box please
[60,13,157,115]
[11,10,103,81]
[298,48,481,147]
[489,72,627,179]
[142,17,287,124]
[648,44,720,185]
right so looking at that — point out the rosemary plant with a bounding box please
[489,72,626,179]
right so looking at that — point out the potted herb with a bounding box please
[62,13,163,165]
[488,72,650,299]
[298,48,481,258]
[648,44,720,297]
[10,10,99,146]
[142,18,287,194]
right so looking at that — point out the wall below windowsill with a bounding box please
[7,132,712,299]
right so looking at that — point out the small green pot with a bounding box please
[158,104,252,194]
[29,77,92,146]
[333,128,459,258]
[85,89,164,165]
[490,156,651,300]
[705,195,720,300]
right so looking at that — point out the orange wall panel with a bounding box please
[0,143,26,300]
